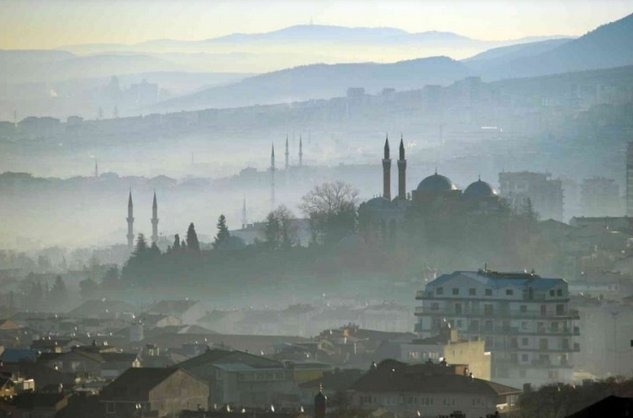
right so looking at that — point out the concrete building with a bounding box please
[347,359,520,418]
[100,368,208,417]
[415,269,579,388]
[499,171,564,221]
[177,348,294,407]
[399,325,491,381]
[580,177,620,217]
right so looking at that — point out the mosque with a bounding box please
[358,136,504,237]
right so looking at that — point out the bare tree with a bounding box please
[299,181,359,245]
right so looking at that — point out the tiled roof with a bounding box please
[178,348,284,371]
[100,367,180,401]
[348,360,520,396]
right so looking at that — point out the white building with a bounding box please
[415,270,579,388]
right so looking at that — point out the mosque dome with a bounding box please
[363,196,394,210]
[464,179,497,198]
[416,172,456,193]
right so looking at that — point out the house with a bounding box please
[565,395,633,418]
[399,324,491,381]
[100,368,208,417]
[177,348,294,407]
[0,349,37,364]
[38,347,140,378]
[11,392,69,418]
[68,300,136,320]
[298,368,363,405]
[0,377,15,399]
[146,299,207,325]
[348,359,520,418]
[31,338,82,354]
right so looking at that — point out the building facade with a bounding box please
[499,171,564,221]
[415,270,579,388]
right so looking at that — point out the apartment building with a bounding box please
[415,269,579,388]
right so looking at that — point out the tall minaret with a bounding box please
[127,191,134,251]
[299,135,303,167]
[242,196,248,229]
[94,160,99,178]
[382,135,391,200]
[270,143,276,208]
[398,135,407,200]
[151,191,159,244]
[285,135,289,170]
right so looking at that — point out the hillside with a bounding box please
[484,12,633,79]
[155,56,472,111]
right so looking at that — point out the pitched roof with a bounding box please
[348,360,520,397]
[178,348,284,371]
[0,349,37,363]
[100,367,180,401]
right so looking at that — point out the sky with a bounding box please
[0,0,632,49]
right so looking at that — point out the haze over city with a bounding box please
[2,1,633,417]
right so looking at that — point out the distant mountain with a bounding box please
[463,38,572,72]
[481,12,633,79]
[155,56,472,111]
[0,50,186,83]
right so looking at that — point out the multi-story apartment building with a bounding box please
[415,269,579,388]
[580,177,621,217]
[499,171,564,221]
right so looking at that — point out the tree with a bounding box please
[102,266,120,291]
[186,223,200,252]
[173,234,181,250]
[213,215,231,249]
[79,278,98,299]
[134,234,148,257]
[263,205,296,250]
[299,181,359,245]
[50,275,68,306]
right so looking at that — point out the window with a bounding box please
[521,337,529,346]
[548,370,559,380]
[485,289,493,296]
[557,289,563,297]
[521,321,528,330]
[436,287,444,295]
[469,288,476,296]
[431,302,439,311]
[506,289,514,296]
[549,290,555,297]
[521,353,529,362]
[452,288,459,295]
[484,305,494,316]
[520,305,527,313]
[539,338,548,350]
[556,304,565,315]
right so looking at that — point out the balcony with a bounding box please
[414,306,579,320]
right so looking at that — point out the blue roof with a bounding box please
[0,348,37,363]
[427,270,565,291]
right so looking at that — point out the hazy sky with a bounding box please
[1,0,632,49]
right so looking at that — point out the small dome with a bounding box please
[464,179,497,198]
[416,173,456,193]
[363,196,394,210]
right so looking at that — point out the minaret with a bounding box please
[127,191,134,251]
[398,135,407,200]
[271,143,276,208]
[151,191,159,244]
[242,196,248,229]
[285,135,289,170]
[382,135,391,200]
[299,135,303,167]
[94,160,99,178]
